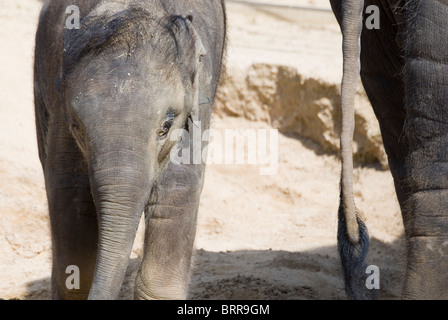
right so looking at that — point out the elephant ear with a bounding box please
[165,15,207,121]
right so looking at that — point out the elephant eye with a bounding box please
[157,111,175,139]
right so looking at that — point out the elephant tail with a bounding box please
[337,0,377,300]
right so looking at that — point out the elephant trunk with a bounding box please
[87,145,152,300]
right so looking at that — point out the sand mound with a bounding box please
[215,63,388,168]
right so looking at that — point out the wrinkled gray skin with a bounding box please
[332,0,448,299]
[34,0,226,300]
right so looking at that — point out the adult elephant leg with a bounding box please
[45,124,98,300]
[134,161,204,300]
[401,0,448,299]
[358,0,411,213]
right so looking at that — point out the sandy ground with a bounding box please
[0,0,405,300]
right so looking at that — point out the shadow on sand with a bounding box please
[23,235,405,300]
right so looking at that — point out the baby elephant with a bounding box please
[34,0,226,299]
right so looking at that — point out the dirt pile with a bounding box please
[214,64,388,168]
